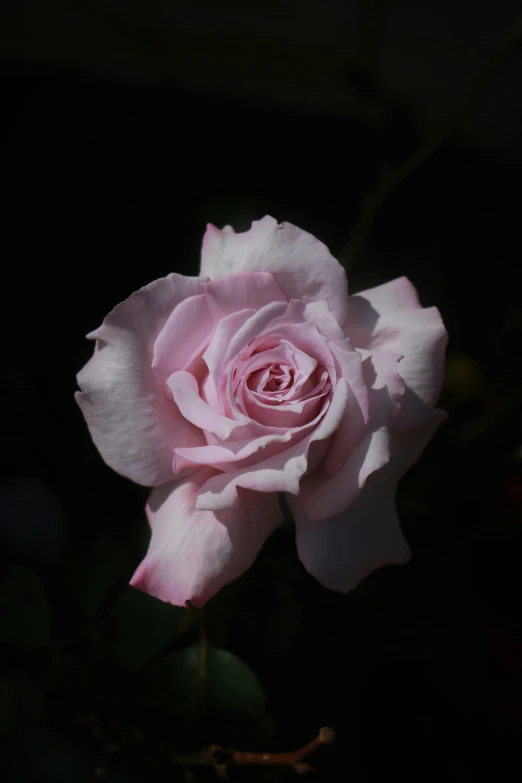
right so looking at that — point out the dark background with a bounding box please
[2,2,522,781]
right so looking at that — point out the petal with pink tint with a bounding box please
[203,303,287,384]
[130,471,282,607]
[200,216,349,324]
[303,298,352,347]
[173,387,330,474]
[368,307,448,430]
[292,409,447,592]
[76,274,206,486]
[241,386,326,429]
[299,350,404,519]
[195,379,349,511]
[343,276,422,347]
[167,371,253,439]
[343,279,447,430]
[152,294,213,384]
[321,348,369,472]
[301,426,390,520]
[153,272,286,386]
[384,408,447,482]
[352,276,421,319]
[292,480,411,593]
[203,271,287,313]
[224,302,291,367]
[260,321,338,384]
[174,430,294,473]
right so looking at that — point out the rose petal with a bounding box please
[174,431,293,472]
[291,481,411,593]
[167,370,253,439]
[385,408,447,482]
[76,274,206,486]
[153,272,287,385]
[321,348,369,472]
[292,409,447,592]
[299,350,404,519]
[173,383,331,474]
[303,298,352,347]
[204,271,287,313]
[152,294,212,385]
[261,319,338,385]
[369,307,448,430]
[200,216,349,324]
[343,279,447,430]
[301,426,390,520]
[343,277,422,345]
[130,471,282,607]
[241,385,326,429]
[195,379,349,510]
[203,302,287,384]
[225,302,291,367]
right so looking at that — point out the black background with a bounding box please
[2,5,522,781]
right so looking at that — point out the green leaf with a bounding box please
[146,643,273,733]
[107,586,187,670]
[205,646,273,732]
[0,565,50,648]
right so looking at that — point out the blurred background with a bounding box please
[1,1,522,781]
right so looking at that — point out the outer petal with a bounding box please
[369,308,448,430]
[301,427,390,520]
[344,278,447,430]
[130,471,282,607]
[343,277,421,345]
[292,481,410,593]
[200,216,349,325]
[345,277,421,328]
[299,350,404,520]
[76,274,206,486]
[204,271,287,313]
[292,409,446,592]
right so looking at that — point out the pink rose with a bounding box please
[76,217,447,606]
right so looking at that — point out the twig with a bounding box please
[172,727,336,777]
[79,713,335,778]
[341,10,522,268]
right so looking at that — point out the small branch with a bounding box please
[173,727,336,776]
[79,714,335,778]
[341,10,522,268]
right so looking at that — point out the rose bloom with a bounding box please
[76,217,447,606]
